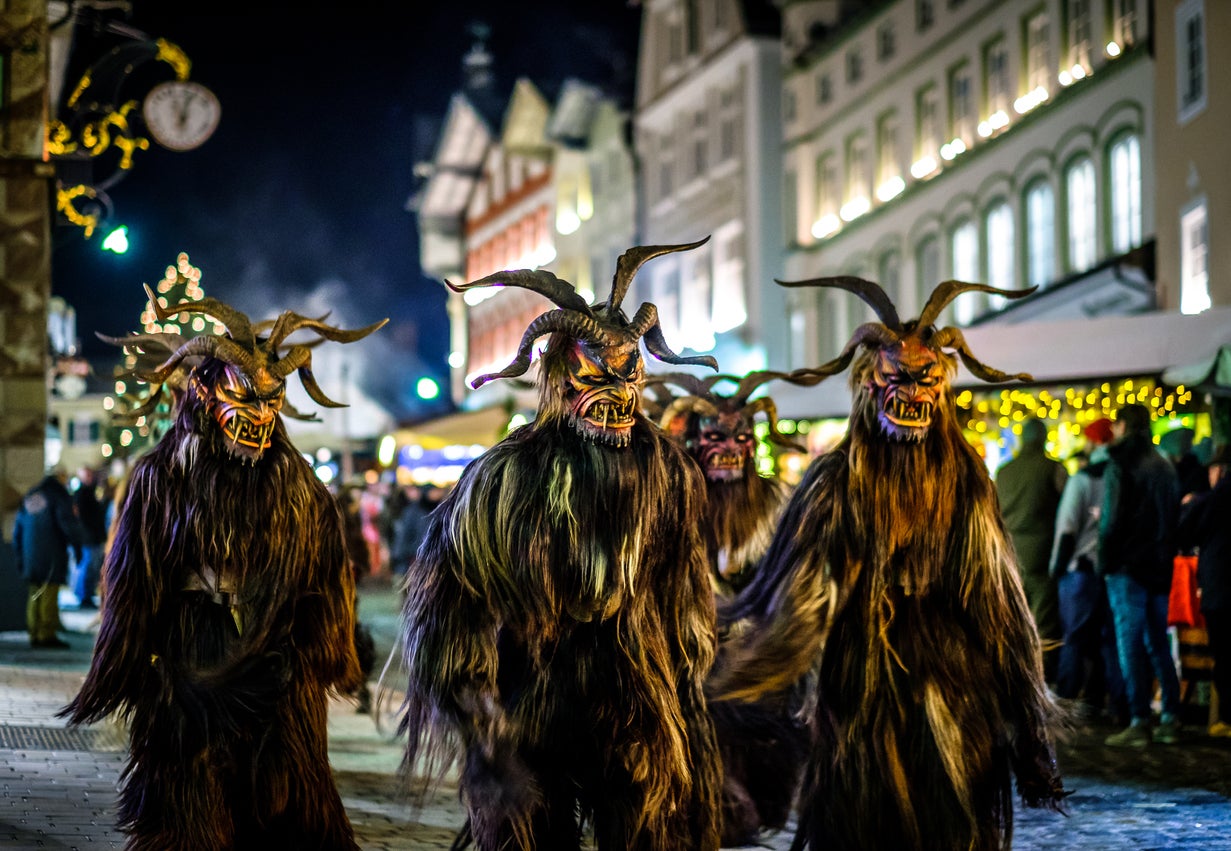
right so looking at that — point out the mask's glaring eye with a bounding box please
[562,342,643,447]
[200,364,285,460]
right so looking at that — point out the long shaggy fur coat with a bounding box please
[62,372,363,851]
[401,418,721,850]
[716,364,1064,851]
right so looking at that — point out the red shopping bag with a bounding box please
[1168,554,1204,629]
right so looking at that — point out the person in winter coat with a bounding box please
[1100,403,1183,747]
[1176,444,1231,737]
[70,465,108,609]
[997,417,1069,680]
[12,467,85,648]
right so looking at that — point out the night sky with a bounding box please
[51,1,641,423]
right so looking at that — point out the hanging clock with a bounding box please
[142,81,222,152]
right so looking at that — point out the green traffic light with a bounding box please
[416,377,440,400]
[101,225,129,254]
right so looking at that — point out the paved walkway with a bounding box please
[2,579,1230,849]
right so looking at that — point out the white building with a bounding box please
[634,0,788,378]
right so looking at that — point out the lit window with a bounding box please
[916,84,940,167]
[985,201,1014,306]
[877,111,900,191]
[1025,13,1051,92]
[679,245,715,351]
[950,64,974,144]
[985,39,1010,117]
[1177,0,1207,125]
[1180,200,1210,315]
[950,220,980,323]
[1114,0,1139,47]
[712,223,747,332]
[846,133,868,208]
[879,250,901,297]
[1065,157,1097,272]
[1026,180,1056,288]
[1109,134,1142,253]
[1068,0,1093,71]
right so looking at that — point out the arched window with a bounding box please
[1109,133,1142,253]
[950,219,980,323]
[1065,156,1097,272]
[985,200,1014,308]
[1025,180,1056,288]
[878,249,901,297]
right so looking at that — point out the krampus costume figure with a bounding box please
[712,278,1067,850]
[401,241,723,851]
[62,288,386,850]
[655,370,815,846]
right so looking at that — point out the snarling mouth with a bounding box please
[219,416,275,459]
[568,398,637,446]
[704,452,745,480]
[883,395,933,428]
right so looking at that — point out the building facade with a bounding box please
[634,0,789,378]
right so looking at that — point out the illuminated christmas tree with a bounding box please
[103,252,224,460]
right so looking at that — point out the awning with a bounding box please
[1163,345,1231,394]
[773,306,1231,420]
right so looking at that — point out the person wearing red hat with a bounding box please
[1050,417,1127,725]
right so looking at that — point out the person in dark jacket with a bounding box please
[1099,404,1183,747]
[12,467,85,648]
[997,417,1068,680]
[1177,444,1231,737]
[70,466,108,609]
[1049,417,1126,723]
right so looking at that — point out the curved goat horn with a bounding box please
[647,371,713,397]
[917,280,1037,329]
[608,238,710,315]
[269,345,312,379]
[641,317,718,371]
[261,311,332,349]
[659,395,720,431]
[446,268,594,315]
[138,335,255,385]
[931,326,1033,384]
[789,322,902,382]
[267,315,388,349]
[298,366,347,408]
[144,283,256,350]
[775,275,903,331]
[472,310,613,388]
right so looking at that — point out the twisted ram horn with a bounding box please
[267,315,388,350]
[607,238,710,316]
[917,280,1037,329]
[445,268,594,315]
[144,283,256,350]
[931,326,1033,384]
[471,310,614,388]
[776,275,903,331]
[646,371,713,397]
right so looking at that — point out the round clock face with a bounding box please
[142,81,221,152]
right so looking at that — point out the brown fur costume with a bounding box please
[401,243,722,850]
[62,291,385,850]
[654,370,819,845]
[713,278,1066,850]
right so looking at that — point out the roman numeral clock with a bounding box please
[142,80,222,152]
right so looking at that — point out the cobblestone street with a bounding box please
[2,579,1229,850]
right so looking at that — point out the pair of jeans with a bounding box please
[1056,570,1123,709]
[71,545,103,605]
[1104,572,1181,722]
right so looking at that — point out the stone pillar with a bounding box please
[0,1,53,535]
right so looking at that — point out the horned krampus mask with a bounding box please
[102,285,386,461]
[778,277,1034,442]
[447,240,718,447]
[653,371,814,481]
